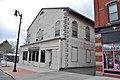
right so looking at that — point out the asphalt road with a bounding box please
[13,71,119,80]
[0,69,15,80]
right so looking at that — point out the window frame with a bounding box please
[40,50,45,63]
[72,21,78,38]
[85,26,90,41]
[27,33,30,44]
[86,49,91,63]
[108,2,119,22]
[36,29,44,41]
[55,20,61,37]
[23,51,28,61]
[103,43,120,74]
[71,46,78,62]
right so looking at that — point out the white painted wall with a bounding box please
[20,8,95,70]
[27,9,64,43]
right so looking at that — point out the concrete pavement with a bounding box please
[0,60,120,80]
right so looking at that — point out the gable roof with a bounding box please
[27,7,94,31]
[0,40,10,46]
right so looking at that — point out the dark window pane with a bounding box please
[36,51,39,62]
[23,51,28,60]
[40,50,45,63]
[32,51,35,61]
[29,51,31,61]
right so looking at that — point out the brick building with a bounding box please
[94,0,120,77]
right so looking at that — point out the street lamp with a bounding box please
[13,10,22,72]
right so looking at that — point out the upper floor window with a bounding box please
[108,2,119,22]
[85,27,90,41]
[36,29,43,41]
[72,21,78,38]
[55,20,61,36]
[27,33,30,44]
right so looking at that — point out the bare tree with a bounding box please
[10,41,16,54]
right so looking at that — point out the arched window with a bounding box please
[85,27,90,41]
[55,20,61,36]
[72,21,78,38]
[36,29,43,41]
[27,33,30,43]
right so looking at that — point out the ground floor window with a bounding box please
[103,43,120,74]
[86,49,91,63]
[23,51,28,60]
[41,50,45,63]
[29,50,39,62]
[71,46,78,62]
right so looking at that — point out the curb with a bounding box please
[5,72,15,80]
[0,69,15,80]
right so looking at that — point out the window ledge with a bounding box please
[110,20,120,26]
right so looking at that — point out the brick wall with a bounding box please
[94,0,120,27]
[95,34,102,75]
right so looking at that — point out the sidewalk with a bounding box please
[0,60,54,76]
[0,60,120,80]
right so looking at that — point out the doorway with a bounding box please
[46,49,52,68]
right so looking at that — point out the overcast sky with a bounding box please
[0,0,94,45]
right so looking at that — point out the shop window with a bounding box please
[23,51,28,60]
[55,20,61,36]
[32,51,35,61]
[86,50,91,63]
[108,2,118,22]
[85,27,90,41]
[71,47,78,62]
[41,50,45,63]
[36,51,39,62]
[29,51,31,61]
[29,50,39,62]
[72,21,78,38]
[103,44,120,74]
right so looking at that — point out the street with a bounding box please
[0,61,120,80]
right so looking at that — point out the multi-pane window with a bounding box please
[55,20,61,36]
[108,2,118,21]
[23,51,28,60]
[28,50,39,62]
[72,21,78,38]
[85,27,90,41]
[36,29,43,41]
